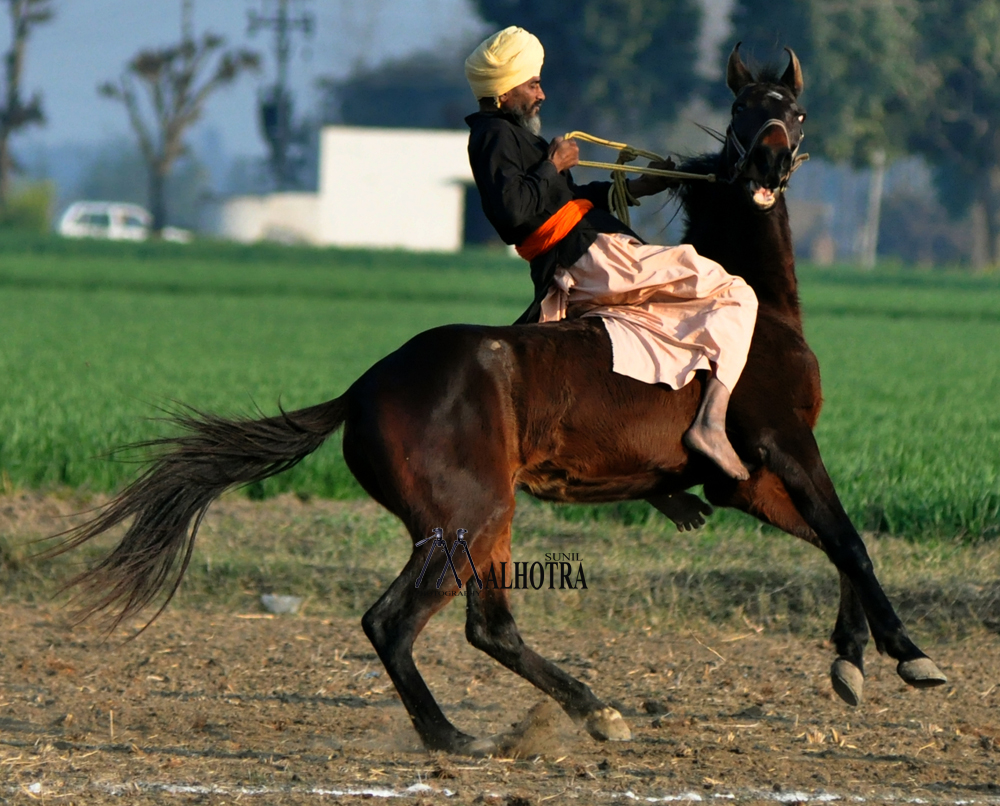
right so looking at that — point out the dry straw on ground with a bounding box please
[1,490,998,638]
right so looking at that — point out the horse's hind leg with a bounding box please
[707,468,869,705]
[353,440,533,751]
[361,554,480,752]
[465,541,631,743]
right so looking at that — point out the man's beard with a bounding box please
[512,103,542,136]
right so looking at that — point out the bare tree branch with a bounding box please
[100,29,259,231]
[118,75,157,168]
[0,0,53,207]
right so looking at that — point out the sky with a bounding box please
[4,0,488,159]
[0,0,741,205]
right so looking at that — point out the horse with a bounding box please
[47,45,946,755]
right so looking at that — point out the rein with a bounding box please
[566,118,809,225]
[725,118,809,191]
[563,130,715,227]
[564,131,718,183]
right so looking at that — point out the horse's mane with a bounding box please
[671,152,728,228]
[671,135,799,318]
[752,63,786,86]
[675,154,723,195]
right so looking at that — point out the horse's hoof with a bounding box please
[584,707,631,742]
[830,658,864,706]
[458,735,498,756]
[897,657,947,688]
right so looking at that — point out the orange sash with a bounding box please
[515,198,594,261]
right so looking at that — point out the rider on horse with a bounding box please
[464,26,758,481]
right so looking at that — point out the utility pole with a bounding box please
[859,149,886,270]
[247,0,314,190]
[181,0,193,43]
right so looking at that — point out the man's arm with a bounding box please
[475,126,576,233]
[557,137,676,208]
[554,135,619,210]
[547,135,579,172]
[626,159,679,198]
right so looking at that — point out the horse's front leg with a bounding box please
[830,570,869,705]
[749,426,946,689]
[705,467,871,705]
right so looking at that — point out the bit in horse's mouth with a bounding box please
[748,180,777,209]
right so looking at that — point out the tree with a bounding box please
[76,137,210,230]
[320,51,471,130]
[909,0,1000,270]
[470,0,703,134]
[729,0,930,266]
[100,27,259,232]
[0,0,52,211]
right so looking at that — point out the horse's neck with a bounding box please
[682,176,802,327]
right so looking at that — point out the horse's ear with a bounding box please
[727,42,754,95]
[781,47,804,97]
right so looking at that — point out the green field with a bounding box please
[0,235,997,539]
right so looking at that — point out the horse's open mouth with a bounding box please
[748,180,777,209]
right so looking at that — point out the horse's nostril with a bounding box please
[765,149,792,177]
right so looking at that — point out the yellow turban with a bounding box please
[464,26,544,100]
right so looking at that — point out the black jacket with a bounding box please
[466,110,639,323]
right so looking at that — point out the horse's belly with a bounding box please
[516,447,691,503]
[516,470,663,503]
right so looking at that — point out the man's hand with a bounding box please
[548,136,579,173]
[628,157,679,197]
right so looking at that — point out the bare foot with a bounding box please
[647,491,713,531]
[683,426,750,480]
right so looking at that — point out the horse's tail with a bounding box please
[45,396,350,631]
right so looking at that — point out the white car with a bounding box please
[58,201,192,243]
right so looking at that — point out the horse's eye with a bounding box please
[733,103,746,115]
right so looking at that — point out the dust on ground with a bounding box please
[1,494,1000,804]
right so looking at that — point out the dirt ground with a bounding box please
[2,599,1000,805]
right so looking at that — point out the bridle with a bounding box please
[724,116,809,192]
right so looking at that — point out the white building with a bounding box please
[217,126,475,252]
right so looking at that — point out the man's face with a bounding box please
[500,76,544,134]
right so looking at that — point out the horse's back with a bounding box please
[341,318,701,507]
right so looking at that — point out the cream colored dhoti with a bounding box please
[540,233,758,391]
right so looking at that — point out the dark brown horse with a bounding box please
[49,46,945,754]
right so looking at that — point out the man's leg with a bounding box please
[683,373,750,480]
[539,234,757,483]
